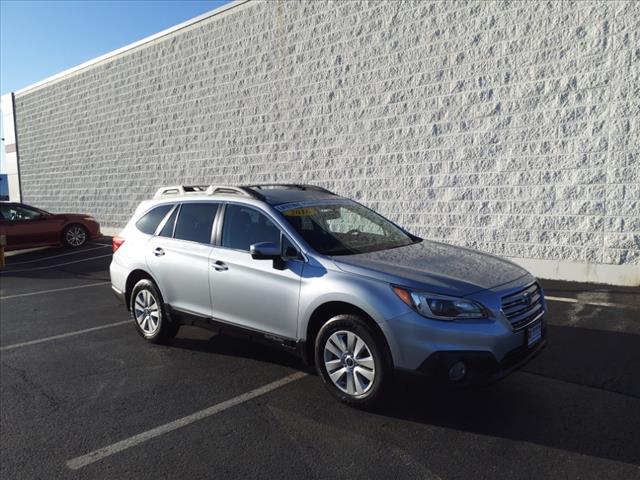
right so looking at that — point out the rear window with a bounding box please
[174,203,219,244]
[135,205,173,235]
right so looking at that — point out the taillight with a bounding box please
[112,236,125,253]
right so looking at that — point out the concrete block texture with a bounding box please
[10,0,640,268]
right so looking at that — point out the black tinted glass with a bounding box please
[174,203,218,244]
[158,206,178,238]
[0,205,11,220]
[222,204,281,251]
[136,205,173,235]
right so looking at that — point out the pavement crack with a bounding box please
[1,361,61,412]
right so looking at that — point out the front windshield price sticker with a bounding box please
[283,208,317,217]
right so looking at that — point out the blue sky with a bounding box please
[0,0,230,169]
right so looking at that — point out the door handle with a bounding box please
[211,260,228,271]
[153,247,165,257]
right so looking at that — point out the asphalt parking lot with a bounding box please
[1,241,639,479]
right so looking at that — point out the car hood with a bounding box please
[330,240,529,296]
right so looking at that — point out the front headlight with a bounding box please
[392,286,487,321]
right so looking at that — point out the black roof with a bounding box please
[242,184,342,205]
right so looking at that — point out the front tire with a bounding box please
[315,314,391,407]
[63,224,88,247]
[130,279,179,344]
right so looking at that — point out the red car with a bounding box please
[0,202,101,251]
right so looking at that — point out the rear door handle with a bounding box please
[153,247,165,257]
[211,260,228,271]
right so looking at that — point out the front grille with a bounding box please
[501,283,545,331]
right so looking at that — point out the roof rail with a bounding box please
[244,184,335,195]
[153,184,260,200]
[205,185,255,198]
[153,183,333,200]
[153,185,209,198]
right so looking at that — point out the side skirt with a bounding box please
[166,304,309,363]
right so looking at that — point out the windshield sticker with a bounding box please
[283,207,318,217]
[274,199,352,212]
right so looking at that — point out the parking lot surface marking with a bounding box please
[0,281,111,300]
[0,254,113,274]
[5,245,112,265]
[0,320,130,351]
[66,371,308,470]
[545,295,637,310]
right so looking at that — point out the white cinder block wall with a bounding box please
[2,0,639,285]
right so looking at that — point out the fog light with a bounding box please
[449,361,467,382]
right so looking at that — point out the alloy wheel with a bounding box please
[323,330,376,396]
[134,290,160,336]
[66,226,87,246]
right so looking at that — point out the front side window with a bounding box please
[136,204,174,235]
[174,203,219,244]
[0,204,43,221]
[221,204,281,251]
[277,200,418,255]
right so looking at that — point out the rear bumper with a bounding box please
[111,285,126,306]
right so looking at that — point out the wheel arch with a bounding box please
[124,269,162,311]
[305,301,394,367]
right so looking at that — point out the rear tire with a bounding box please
[315,314,391,407]
[62,224,88,247]
[130,279,179,344]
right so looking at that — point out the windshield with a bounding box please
[276,200,419,255]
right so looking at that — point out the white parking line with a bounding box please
[0,254,112,274]
[545,295,635,309]
[0,282,111,300]
[546,296,578,304]
[6,245,111,265]
[0,320,130,352]
[66,371,307,470]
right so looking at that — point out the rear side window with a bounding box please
[174,203,219,244]
[158,206,179,238]
[221,204,281,251]
[135,205,173,235]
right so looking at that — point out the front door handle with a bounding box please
[153,247,165,257]
[211,260,228,271]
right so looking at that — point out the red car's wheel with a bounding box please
[63,224,88,247]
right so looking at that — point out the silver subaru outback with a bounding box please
[110,184,546,406]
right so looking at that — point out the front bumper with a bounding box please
[385,297,548,385]
[84,220,102,239]
[415,335,547,385]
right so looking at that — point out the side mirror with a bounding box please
[250,242,280,260]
